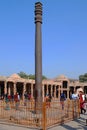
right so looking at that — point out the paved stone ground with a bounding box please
[48,112,87,130]
[0,113,87,130]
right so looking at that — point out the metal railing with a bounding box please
[0,99,80,130]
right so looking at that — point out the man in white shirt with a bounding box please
[72,91,78,100]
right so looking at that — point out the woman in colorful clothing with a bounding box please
[79,93,86,114]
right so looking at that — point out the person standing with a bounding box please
[14,92,19,110]
[79,93,86,114]
[71,90,78,100]
[24,91,28,106]
[60,93,66,110]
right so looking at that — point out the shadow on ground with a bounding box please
[48,113,87,130]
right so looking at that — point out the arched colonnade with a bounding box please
[0,74,87,101]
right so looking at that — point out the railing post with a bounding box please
[42,102,46,130]
[78,99,80,118]
[67,99,70,118]
[86,119,87,126]
[72,100,74,119]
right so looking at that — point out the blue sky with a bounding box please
[0,0,87,79]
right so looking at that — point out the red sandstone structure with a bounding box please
[0,73,87,100]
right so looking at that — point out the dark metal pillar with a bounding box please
[34,2,43,111]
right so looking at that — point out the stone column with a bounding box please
[8,84,10,95]
[23,83,26,100]
[14,82,16,95]
[47,84,48,95]
[51,85,52,97]
[58,85,61,100]
[31,83,33,99]
[67,82,69,99]
[4,81,7,94]
[74,86,76,92]
[35,2,43,107]
[54,86,56,99]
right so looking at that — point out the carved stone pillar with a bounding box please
[54,86,56,99]
[8,83,10,95]
[31,83,33,99]
[74,86,76,92]
[58,85,61,100]
[23,83,26,100]
[67,82,69,99]
[4,81,7,94]
[47,84,48,95]
[51,85,52,97]
[14,82,16,95]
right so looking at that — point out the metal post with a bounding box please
[86,119,87,126]
[34,2,43,113]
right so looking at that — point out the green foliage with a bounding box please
[79,73,87,82]
[29,74,35,80]
[17,72,29,79]
[42,75,47,80]
[18,71,47,80]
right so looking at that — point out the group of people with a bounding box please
[4,92,20,103]
[2,89,87,113]
[45,93,66,109]
[3,91,32,103]
[3,92,21,110]
[71,90,87,114]
[45,91,87,114]
[3,91,32,110]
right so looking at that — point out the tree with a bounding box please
[29,74,35,80]
[79,73,87,82]
[17,72,29,79]
[18,71,47,80]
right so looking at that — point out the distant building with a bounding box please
[0,73,87,100]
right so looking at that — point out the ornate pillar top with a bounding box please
[35,2,42,23]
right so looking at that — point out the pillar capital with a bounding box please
[35,2,42,23]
